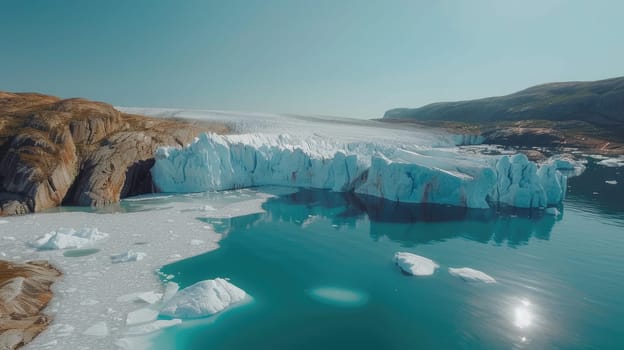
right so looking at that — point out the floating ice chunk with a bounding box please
[545,156,586,177]
[308,287,369,307]
[587,154,609,160]
[394,252,439,276]
[545,207,560,216]
[111,250,146,263]
[29,227,108,250]
[160,278,248,318]
[137,291,163,304]
[448,267,497,283]
[124,319,182,336]
[126,308,159,325]
[605,180,618,185]
[0,219,8,224]
[82,321,108,337]
[597,157,624,167]
[117,291,163,304]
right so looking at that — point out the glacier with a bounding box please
[151,132,567,209]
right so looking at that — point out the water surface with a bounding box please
[152,163,624,349]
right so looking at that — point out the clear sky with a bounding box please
[1,0,623,118]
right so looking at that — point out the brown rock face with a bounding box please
[0,92,229,215]
[0,260,61,350]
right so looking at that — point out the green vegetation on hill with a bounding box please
[383,76,624,151]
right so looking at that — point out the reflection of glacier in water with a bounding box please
[220,188,559,248]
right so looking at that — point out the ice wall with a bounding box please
[152,133,566,209]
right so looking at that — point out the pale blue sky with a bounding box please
[1,0,623,118]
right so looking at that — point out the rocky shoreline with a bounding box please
[380,119,624,159]
[0,92,230,216]
[0,260,61,350]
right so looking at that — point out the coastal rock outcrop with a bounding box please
[0,92,229,215]
[0,260,61,350]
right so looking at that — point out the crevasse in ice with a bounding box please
[151,133,567,209]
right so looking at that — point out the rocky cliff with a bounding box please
[0,260,60,350]
[0,92,229,215]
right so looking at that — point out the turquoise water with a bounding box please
[154,162,623,349]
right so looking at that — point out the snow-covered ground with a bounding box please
[0,189,281,350]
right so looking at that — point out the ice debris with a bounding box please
[545,207,560,216]
[597,157,624,167]
[448,267,496,283]
[124,319,182,336]
[30,227,108,250]
[126,308,159,325]
[605,180,618,185]
[111,250,146,263]
[160,278,248,318]
[394,252,439,276]
[82,321,109,337]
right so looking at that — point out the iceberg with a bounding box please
[160,278,248,319]
[152,133,568,209]
[448,267,496,283]
[394,252,439,276]
[29,227,108,250]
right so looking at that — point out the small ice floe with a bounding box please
[48,323,75,337]
[597,157,624,168]
[111,250,146,263]
[116,291,163,304]
[79,299,99,306]
[160,278,248,318]
[394,252,439,276]
[0,219,9,224]
[547,156,586,176]
[190,239,205,246]
[124,319,182,336]
[605,180,618,185]
[126,308,159,325]
[545,207,560,216]
[448,267,496,283]
[29,227,108,250]
[308,287,369,307]
[82,321,108,337]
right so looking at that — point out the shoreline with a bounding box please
[0,189,276,349]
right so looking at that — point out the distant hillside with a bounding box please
[383,77,624,153]
[384,76,624,126]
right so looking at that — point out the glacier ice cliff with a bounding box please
[151,133,567,209]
